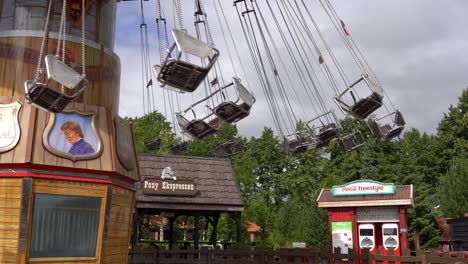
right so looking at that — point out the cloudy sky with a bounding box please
[115,0,468,138]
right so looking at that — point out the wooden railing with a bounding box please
[128,246,468,264]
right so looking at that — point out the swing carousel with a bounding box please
[231,0,406,156]
[0,0,408,262]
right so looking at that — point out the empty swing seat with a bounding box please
[372,110,406,141]
[213,139,244,158]
[214,102,251,123]
[176,113,222,139]
[212,77,255,123]
[317,123,340,144]
[350,92,383,119]
[144,138,161,151]
[156,29,219,93]
[25,55,88,113]
[169,141,188,155]
[334,74,384,120]
[340,131,364,152]
[284,131,316,156]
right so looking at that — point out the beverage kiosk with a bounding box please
[317,180,414,260]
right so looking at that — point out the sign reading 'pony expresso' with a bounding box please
[142,178,198,196]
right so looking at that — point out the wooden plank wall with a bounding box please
[31,102,112,172]
[103,186,134,264]
[0,36,120,111]
[0,178,22,264]
[28,178,108,264]
[0,96,35,164]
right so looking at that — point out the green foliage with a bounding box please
[126,111,177,154]
[272,193,329,248]
[217,213,237,242]
[437,158,468,217]
[126,88,468,251]
[436,88,468,173]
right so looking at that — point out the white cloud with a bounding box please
[116,0,468,138]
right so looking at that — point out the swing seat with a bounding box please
[317,123,340,142]
[350,92,383,119]
[212,77,255,123]
[213,139,244,158]
[153,65,188,93]
[284,132,316,156]
[372,110,406,141]
[213,102,250,123]
[156,29,219,93]
[340,131,364,152]
[144,138,161,151]
[306,110,340,148]
[334,74,383,120]
[286,139,308,155]
[169,141,188,155]
[24,55,88,113]
[176,113,222,139]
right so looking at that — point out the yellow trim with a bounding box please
[29,257,97,262]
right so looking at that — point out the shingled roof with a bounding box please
[317,185,414,208]
[136,154,244,212]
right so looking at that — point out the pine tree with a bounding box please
[437,158,468,217]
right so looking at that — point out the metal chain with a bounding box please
[82,0,86,77]
[174,0,184,30]
[34,0,54,81]
[156,0,165,63]
[198,0,214,48]
[57,0,67,57]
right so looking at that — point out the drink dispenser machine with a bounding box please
[382,223,400,255]
[358,224,376,253]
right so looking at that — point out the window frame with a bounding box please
[28,180,108,262]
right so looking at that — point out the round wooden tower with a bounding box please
[0,1,138,263]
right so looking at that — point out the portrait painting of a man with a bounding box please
[61,121,95,155]
[44,111,101,161]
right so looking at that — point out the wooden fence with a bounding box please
[128,246,468,264]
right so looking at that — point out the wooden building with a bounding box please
[134,154,244,249]
[317,180,414,257]
[0,1,138,263]
[448,216,468,251]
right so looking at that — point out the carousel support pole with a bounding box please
[235,212,242,244]
[168,217,175,249]
[194,216,200,249]
[209,213,220,246]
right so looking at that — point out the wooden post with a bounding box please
[209,213,220,245]
[413,230,420,250]
[169,217,174,250]
[399,206,409,250]
[194,216,199,249]
[131,210,140,246]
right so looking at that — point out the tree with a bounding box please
[126,111,177,153]
[437,158,468,217]
[435,88,468,173]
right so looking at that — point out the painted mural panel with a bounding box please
[43,110,102,161]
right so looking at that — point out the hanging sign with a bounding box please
[142,167,197,196]
[332,180,395,196]
[0,102,21,153]
[142,178,198,196]
[114,116,137,171]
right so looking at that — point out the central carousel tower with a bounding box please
[0,1,138,263]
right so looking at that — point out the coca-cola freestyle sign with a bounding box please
[332,180,395,196]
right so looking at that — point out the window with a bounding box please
[30,194,102,258]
